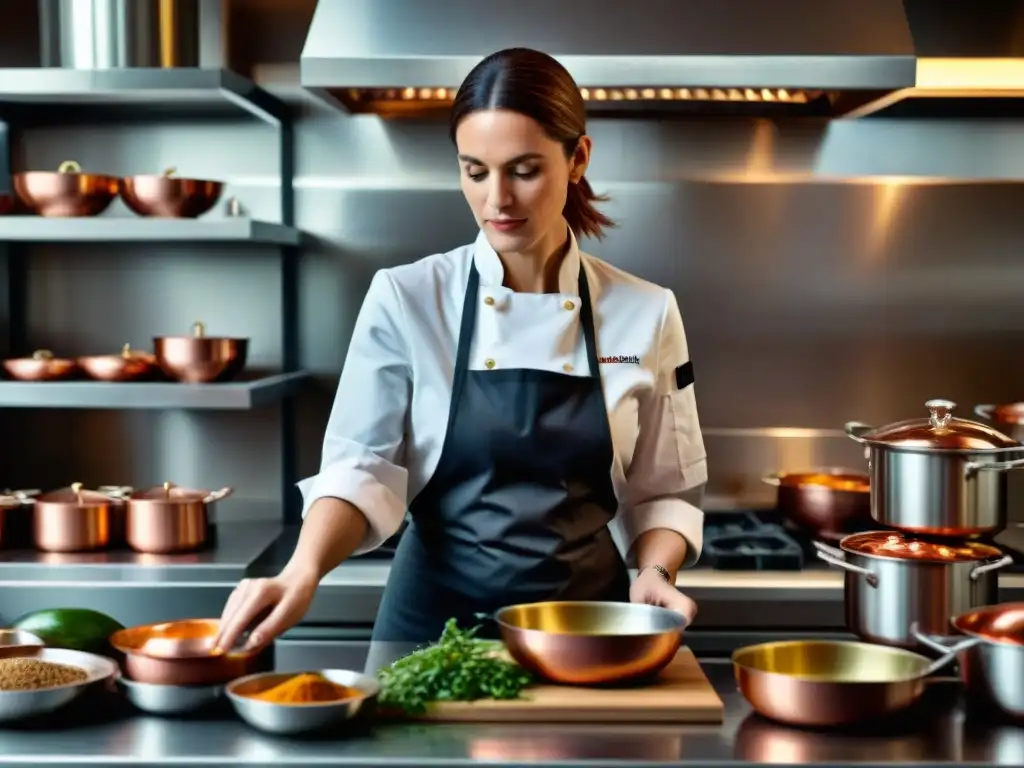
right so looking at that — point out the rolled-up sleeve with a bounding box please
[618,289,707,568]
[296,270,411,555]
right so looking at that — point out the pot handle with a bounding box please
[813,546,879,588]
[971,554,1014,580]
[203,487,233,504]
[760,473,782,487]
[844,421,873,444]
[910,622,983,674]
[974,404,997,420]
[964,457,1024,477]
[0,489,40,507]
[96,485,133,501]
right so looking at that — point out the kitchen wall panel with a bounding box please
[2,6,1024,520]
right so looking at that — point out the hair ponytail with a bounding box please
[564,176,615,241]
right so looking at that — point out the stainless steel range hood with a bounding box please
[300,0,916,118]
[844,1,1024,118]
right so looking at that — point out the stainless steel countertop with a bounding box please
[0,661,1012,767]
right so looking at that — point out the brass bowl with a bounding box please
[120,168,223,219]
[78,344,161,382]
[110,618,262,687]
[494,601,686,685]
[13,160,119,218]
[2,350,80,381]
[153,321,248,384]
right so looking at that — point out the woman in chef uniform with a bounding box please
[215,48,707,672]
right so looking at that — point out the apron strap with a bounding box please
[451,257,602,420]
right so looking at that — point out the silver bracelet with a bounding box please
[640,564,672,583]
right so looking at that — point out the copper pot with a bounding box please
[732,638,965,728]
[153,321,248,384]
[13,160,119,217]
[18,482,126,552]
[78,343,161,382]
[762,469,871,542]
[124,482,232,554]
[494,601,686,685]
[110,618,263,686]
[975,403,1024,444]
[120,167,224,219]
[2,349,80,381]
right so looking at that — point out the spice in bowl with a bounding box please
[242,673,361,705]
[0,658,88,690]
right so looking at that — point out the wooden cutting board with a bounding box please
[387,647,723,723]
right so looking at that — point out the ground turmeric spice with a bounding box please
[248,673,359,704]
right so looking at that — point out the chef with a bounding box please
[214,47,707,672]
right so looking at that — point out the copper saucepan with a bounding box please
[732,638,967,728]
[493,601,687,685]
[762,469,872,542]
[975,403,1024,444]
[123,482,232,554]
[153,321,249,384]
[77,343,162,382]
[120,167,224,219]
[8,482,127,552]
[13,160,119,217]
[110,618,264,686]
[2,349,80,381]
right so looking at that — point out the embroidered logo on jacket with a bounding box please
[599,355,640,365]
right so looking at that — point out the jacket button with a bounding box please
[563,363,574,373]
[563,300,575,311]
[485,358,496,369]
[484,296,495,306]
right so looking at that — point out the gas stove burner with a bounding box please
[699,511,804,571]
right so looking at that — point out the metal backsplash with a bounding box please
[2,5,1024,522]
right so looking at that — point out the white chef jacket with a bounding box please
[298,226,708,568]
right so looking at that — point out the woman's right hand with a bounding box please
[213,570,318,653]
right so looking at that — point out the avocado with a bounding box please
[11,608,125,654]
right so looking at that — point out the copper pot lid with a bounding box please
[36,482,120,507]
[952,603,1024,646]
[841,531,1003,563]
[852,399,1019,450]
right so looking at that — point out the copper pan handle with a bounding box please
[974,404,997,420]
[910,622,982,675]
[971,555,1014,580]
[203,487,233,504]
[814,546,878,588]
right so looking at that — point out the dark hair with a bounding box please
[449,48,615,241]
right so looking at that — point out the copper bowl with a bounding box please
[120,168,224,219]
[153,321,248,384]
[110,618,263,686]
[494,601,686,685]
[78,344,161,382]
[2,349,80,381]
[13,160,119,218]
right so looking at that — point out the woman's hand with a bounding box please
[213,569,319,653]
[629,567,698,625]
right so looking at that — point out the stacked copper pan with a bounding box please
[814,398,1024,650]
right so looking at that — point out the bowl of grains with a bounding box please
[0,648,117,722]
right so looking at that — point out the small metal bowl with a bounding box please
[0,630,45,659]
[0,648,118,723]
[78,344,161,382]
[3,350,80,381]
[116,675,223,715]
[226,669,379,736]
[120,168,223,219]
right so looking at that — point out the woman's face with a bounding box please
[455,109,590,255]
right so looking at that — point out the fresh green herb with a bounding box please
[377,618,534,715]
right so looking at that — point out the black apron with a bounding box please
[365,258,630,673]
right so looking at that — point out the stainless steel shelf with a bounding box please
[0,67,288,125]
[0,371,309,409]
[0,216,301,245]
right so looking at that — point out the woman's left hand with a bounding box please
[630,567,698,625]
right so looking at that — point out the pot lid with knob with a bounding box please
[846,399,1021,451]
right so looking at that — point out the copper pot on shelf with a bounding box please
[2,349,80,381]
[761,469,871,542]
[11,482,126,552]
[153,321,248,384]
[110,618,264,686]
[13,160,119,217]
[120,167,223,219]
[77,343,162,382]
[123,482,232,554]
